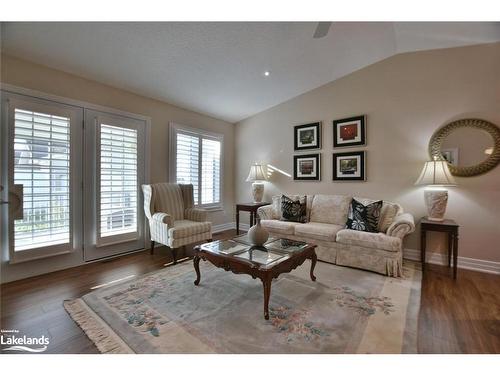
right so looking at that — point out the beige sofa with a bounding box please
[257,194,415,277]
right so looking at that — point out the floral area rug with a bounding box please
[64,259,421,353]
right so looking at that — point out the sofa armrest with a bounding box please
[185,208,208,222]
[386,213,415,239]
[151,212,173,227]
[257,205,274,220]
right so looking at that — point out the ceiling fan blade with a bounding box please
[313,22,332,39]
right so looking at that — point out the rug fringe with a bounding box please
[64,299,132,354]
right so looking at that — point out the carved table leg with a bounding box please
[193,255,201,285]
[262,275,272,320]
[310,251,317,282]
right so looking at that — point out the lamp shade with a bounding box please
[415,159,457,186]
[246,164,267,182]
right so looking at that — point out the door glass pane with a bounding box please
[201,138,221,204]
[13,109,71,251]
[99,124,137,237]
[176,132,199,203]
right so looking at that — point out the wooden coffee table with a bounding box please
[193,235,317,320]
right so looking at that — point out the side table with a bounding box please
[420,217,459,279]
[236,202,271,234]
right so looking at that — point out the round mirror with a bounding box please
[429,119,500,177]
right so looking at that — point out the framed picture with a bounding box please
[333,151,366,181]
[293,153,321,181]
[294,122,321,151]
[333,115,366,148]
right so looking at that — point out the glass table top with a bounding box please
[199,238,310,267]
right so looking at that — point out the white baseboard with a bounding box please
[404,248,500,275]
[212,222,249,233]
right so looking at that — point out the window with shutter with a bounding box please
[170,123,223,208]
[13,109,71,251]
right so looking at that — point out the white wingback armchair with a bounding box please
[142,183,212,262]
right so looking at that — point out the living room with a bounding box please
[1,1,499,373]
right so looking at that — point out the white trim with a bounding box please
[404,248,500,275]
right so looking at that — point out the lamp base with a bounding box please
[424,189,448,222]
[251,182,264,203]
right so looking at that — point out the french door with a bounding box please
[83,110,146,261]
[1,92,146,264]
[1,93,83,263]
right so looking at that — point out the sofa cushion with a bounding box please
[261,219,299,235]
[309,194,352,225]
[294,222,344,242]
[168,220,211,239]
[355,197,402,232]
[336,229,401,252]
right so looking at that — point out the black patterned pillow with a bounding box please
[280,195,307,223]
[345,198,382,233]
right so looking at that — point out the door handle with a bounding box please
[0,184,24,219]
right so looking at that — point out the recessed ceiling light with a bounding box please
[263,71,270,77]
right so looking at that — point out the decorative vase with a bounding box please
[248,218,269,246]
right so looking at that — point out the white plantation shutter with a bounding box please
[99,124,138,239]
[171,124,223,207]
[176,132,199,203]
[201,138,221,204]
[13,108,71,251]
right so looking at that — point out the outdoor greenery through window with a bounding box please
[174,128,222,207]
[13,108,71,251]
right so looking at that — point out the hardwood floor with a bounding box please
[1,229,499,354]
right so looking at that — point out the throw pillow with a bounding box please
[378,203,399,232]
[345,198,382,233]
[280,195,307,223]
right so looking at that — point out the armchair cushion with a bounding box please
[168,220,211,240]
[152,183,185,220]
[185,208,208,222]
[336,229,402,252]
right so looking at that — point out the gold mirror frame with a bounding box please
[429,118,500,177]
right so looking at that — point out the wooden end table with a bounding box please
[420,217,459,279]
[236,202,271,234]
[193,239,317,320]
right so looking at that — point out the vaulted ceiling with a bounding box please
[2,22,499,123]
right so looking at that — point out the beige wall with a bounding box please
[1,54,235,226]
[1,54,235,282]
[235,42,500,262]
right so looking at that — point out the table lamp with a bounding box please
[415,157,457,221]
[246,163,267,203]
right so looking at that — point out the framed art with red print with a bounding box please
[333,115,366,147]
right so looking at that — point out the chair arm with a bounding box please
[386,213,415,239]
[257,205,274,220]
[185,208,208,222]
[151,212,173,227]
